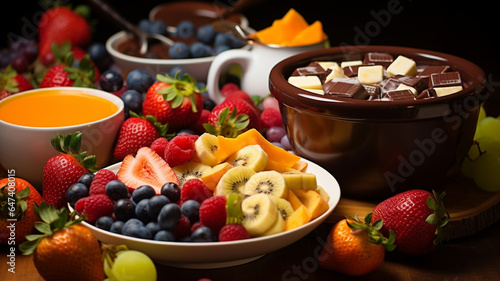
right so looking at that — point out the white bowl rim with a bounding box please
[0,87,124,130]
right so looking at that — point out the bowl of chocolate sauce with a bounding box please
[269,45,487,199]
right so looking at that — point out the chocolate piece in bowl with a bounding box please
[430,71,463,88]
[363,52,394,67]
[291,62,331,83]
[382,89,416,101]
[269,46,486,200]
[323,81,369,100]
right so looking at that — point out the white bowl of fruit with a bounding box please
[68,129,340,268]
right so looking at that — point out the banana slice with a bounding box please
[173,162,212,187]
[244,170,287,199]
[282,172,317,190]
[241,193,279,236]
[215,166,256,196]
[193,133,219,166]
[226,144,268,172]
[260,211,286,236]
[274,197,295,220]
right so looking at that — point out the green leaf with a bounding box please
[34,221,52,235]
[15,186,30,200]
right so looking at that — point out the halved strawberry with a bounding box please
[117,146,179,194]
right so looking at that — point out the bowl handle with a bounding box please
[206,49,252,104]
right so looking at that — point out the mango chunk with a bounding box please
[292,189,330,220]
[287,189,304,211]
[199,162,233,191]
[285,205,312,231]
[286,21,327,46]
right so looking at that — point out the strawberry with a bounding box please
[0,65,33,100]
[38,5,92,66]
[0,178,43,244]
[19,202,106,281]
[117,147,179,194]
[42,131,98,209]
[142,72,203,132]
[371,189,449,256]
[204,98,261,137]
[38,48,96,88]
[318,214,395,276]
[113,113,169,161]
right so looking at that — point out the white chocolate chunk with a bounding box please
[340,60,363,68]
[288,75,323,90]
[305,89,325,95]
[317,61,340,71]
[396,83,417,96]
[325,67,348,83]
[358,65,384,85]
[434,86,463,97]
[386,55,418,77]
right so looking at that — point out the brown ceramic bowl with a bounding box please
[269,45,487,200]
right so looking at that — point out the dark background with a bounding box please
[2,0,499,113]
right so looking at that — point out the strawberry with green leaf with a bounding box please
[0,65,33,100]
[43,132,98,209]
[205,98,261,138]
[142,72,203,132]
[113,112,171,160]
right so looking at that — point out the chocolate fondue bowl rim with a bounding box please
[0,87,124,130]
[106,31,215,65]
[269,45,486,121]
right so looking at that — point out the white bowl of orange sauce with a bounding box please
[0,87,124,189]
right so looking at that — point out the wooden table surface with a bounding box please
[2,219,500,281]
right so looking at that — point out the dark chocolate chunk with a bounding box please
[342,64,369,77]
[323,81,369,100]
[397,76,428,93]
[382,89,416,101]
[417,89,437,99]
[292,62,330,83]
[363,84,381,96]
[379,77,402,92]
[417,65,451,77]
[363,52,393,67]
[430,71,462,88]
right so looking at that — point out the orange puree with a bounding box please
[0,90,119,127]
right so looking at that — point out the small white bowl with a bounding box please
[78,159,341,269]
[0,87,124,189]
[106,31,216,82]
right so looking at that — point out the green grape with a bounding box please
[110,250,157,281]
[477,117,500,142]
[477,138,500,156]
[461,142,482,178]
[472,153,500,192]
[478,105,486,123]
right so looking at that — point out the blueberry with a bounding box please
[121,89,142,115]
[203,98,216,111]
[180,200,200,224]
[197,82,207,94]
[99,70,123,92]
[95,216,114,231]
[126,69,155,93]
[191,226,215,242]
[87,42,111,69]
[138,18,151,33]
[66,183,89,208]
[122,224,152,239]
[132,185,156,203]
[154,230,176,241]
[110,220,125,234]
[150,20,167,35]
[228,34,246,48]
[147,195,170,219]
[197,24,216,44]
[169,42,190,59]
[105,180,129,201]
[176,128,197,136]
[168,66,186,78]
[189,42,209,58]
[122,218,144,233]
[78,173,95,188]
[157,203,181,230]
[146,221,161,237]
[114,198,136,221]
[212,44,230,56]
[176,20,195,38]
[161,182,180,203]
[214,32,231,47]
[135,198,151,223]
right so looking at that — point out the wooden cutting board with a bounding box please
[326,175,500,241]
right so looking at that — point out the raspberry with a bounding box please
[260,108,282,129]
[89,169,117,195]
[180,179,213,204]
[83,194,114,224]
[150,137,169,157]
[218,223,250,241]
[164,134,196,167]
[172,215,191,239]
[74,197,87,213]
[220,82,239,96]
[199,195,227,233]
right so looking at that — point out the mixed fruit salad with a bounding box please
[0,3,498,281]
